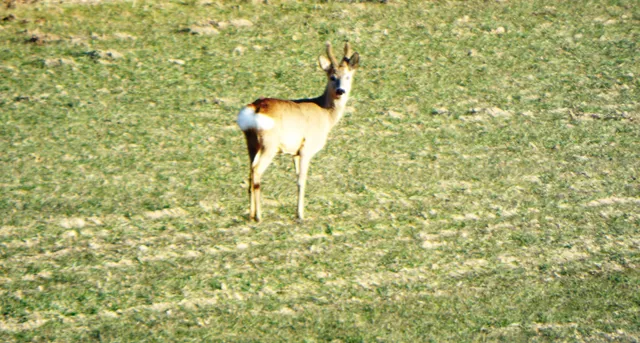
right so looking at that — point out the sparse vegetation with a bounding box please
[1,0,639,341]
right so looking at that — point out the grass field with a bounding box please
[1,0,639,341]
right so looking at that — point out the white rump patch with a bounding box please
[255,113,275,130]
[237,106,275,131]
[237,107,256,130]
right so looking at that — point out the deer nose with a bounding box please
[336,88,345,95]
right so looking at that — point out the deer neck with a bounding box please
[318,88,349,127]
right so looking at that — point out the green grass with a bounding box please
[1,0,639,341]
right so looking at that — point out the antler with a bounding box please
[326,41,339,67]
[343,41,353,59]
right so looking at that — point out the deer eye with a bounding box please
[330,75,337,82]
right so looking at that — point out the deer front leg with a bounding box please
[296,154,312,220]
[293,155,300,176]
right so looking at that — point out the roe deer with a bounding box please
[237,41,360,221]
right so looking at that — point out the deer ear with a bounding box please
[348,52,360,69]
[318,55,332,72]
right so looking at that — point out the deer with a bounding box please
[236,41,360,222]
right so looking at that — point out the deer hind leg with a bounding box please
[250,146,278,222]
[244,130,261,221]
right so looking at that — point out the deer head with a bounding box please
[318,41,360,100]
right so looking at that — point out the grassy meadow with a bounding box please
[1,0,639,341]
